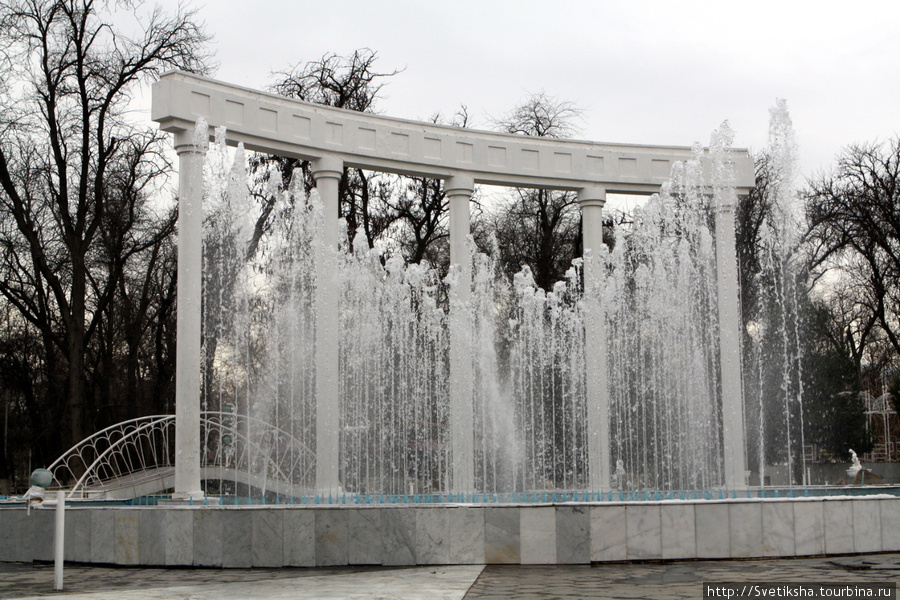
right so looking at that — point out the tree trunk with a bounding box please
[67,255,88,449]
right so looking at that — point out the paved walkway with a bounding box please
[465,554,900,599]
[0,554,897,599]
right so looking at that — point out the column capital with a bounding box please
[713,193,738,213]
[712,183,739,213]
[311,155,344,181]
[577,185,606,208]
[445,173,475,198]
[173,130,207,156]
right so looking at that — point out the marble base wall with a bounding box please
[2,497,898,567]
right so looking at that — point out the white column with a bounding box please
[714,192,748,490]
[173,131,205,500]
[312,155,343,496]
[579,186,610,493]
[446,174,475,496]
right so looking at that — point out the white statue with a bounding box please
[846,449,862,479]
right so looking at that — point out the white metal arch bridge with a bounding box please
[47,412,315,500]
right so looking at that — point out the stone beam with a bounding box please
[152,71,756,194]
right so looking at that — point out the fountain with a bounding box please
[2,72,899,568]
[191,82,746,499]
[742,99,809,487]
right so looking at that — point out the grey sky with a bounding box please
[141,0,900,180]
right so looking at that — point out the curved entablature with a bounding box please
[152,70,756,195]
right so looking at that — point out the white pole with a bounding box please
[173,128,206,501]
[446,174,475,496]
[311,155,343,497]
[715,190,748,490]
[579,186,610,493]
[54,490,65,591]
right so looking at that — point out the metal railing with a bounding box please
[47,412,315,499]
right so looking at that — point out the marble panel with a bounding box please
[89,509,115,564]
[138,510,165,565]
[114,510,140,565]
[519,507,556,565]
[852,500,881,554]
[65,509,92,563]
[823,500,854,555]
[416,508,449,565]
[448,507,484,565]
[0,510,15,562]
[23,509,39,562]
[7,511,23,562]
[660,503,696,560]
[729,503,763,558]
[31,509,55,562]
[6,509,31,562]
[793,501,825,556]
[222,509,252,568]
[695,504,729,559]
[556,506,589,564]
[590,505,626,562]
[316,509,349,566]
[880,499,900,552]
[484,507,520,564]
[0,509,8,562]
[164,510,193,566]
[348,508,382,565]
[626,505,662,560]
[761,501,795,557]
[382,508,416,565]
[283,509,315,567]
[193,509,224,566]
[252,509,284,567]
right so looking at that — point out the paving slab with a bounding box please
[2,553,898,600]
[463,554,900,599]
[0,564,482,600]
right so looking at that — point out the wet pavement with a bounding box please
[0,554,897,599]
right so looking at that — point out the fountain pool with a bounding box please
[3,74,897,568]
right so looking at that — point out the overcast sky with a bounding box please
[140,0,900,181]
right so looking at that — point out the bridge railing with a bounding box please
[47,412,315,499]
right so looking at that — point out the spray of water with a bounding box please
[744,100,806,486]
[198,122,772,497]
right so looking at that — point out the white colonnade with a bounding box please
[153,71,754,499]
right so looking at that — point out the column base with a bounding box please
[169,490,205,502]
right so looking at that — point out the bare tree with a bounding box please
[251,51,461,268]
[814,263,879,376]
[249,49,401,253]
[379,110,472,267]
[0,0,210,449]
[485,92,583,290]
[271,48,398,113]
[737,153,777,324]
[493,91,582,139]
[385,176,448,265]
[806,137,900,358]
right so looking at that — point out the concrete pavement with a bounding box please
[1,554,897,599]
